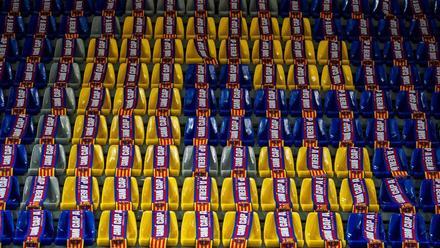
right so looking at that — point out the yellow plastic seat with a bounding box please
[77,87,112,115]
[145,116,181,145]
[249,17,281,40]
[339,178,379,212]
[86,38,119,64]
[281,17,313,41]
[300,178,339,212]
[101,177,140,210]
[284,39,316,65]
[141,177,179,211]
[181,211,221,247]
[152,39,184,64]
[321,64,354,91]
[150,63,183,89]
[253,64,286,89]
[82,62,116,89]
[97,210,138,246]
[139,211,179,247]
[181,177,219,211]
[334,147,372,178]
[72,115,108,145]
[220,177,259,211]
[258,146,295,177]
[153,16,185,40]
[222,211,262,247]
[218,17,249,40]
[264,212,304,247]
[105,145,143,177]
[109,115,145,145]
[305,212,346,248]
[260,178,299,211]
[60,176,100,210]
[296,147,334,177]
[112,87,148,115]
[143,145,180,177]
[218,39,250,64]
[287,64,320,90]
[251,40,284,64]
[67,144,105,176]
[317,40,349,65]
[119,38,151,63]
[122,15,153,39]
[116,62,150,89]
[186,16,217,40]
[185,39,217,64]
[147,88,182,116]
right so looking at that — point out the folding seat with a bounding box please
[41,87,76,115]
[186,0,215,15]
[287,65,321,90]
[346,213,386,247]
[251,40,284,64]
[258,145,295,178]
[0,114,35,145]
[317,39,349,65]
[253,89,288,116]
[0,14,25,39]
[14,61,47,89]
[300,177,339,211]
[292,118,328,147]
[185,16,216,40]
[72,115,108,145]
[349,39,382,65]
[58,15,90,39]
[218,16,249,40]
[310,0,340,18]
[296,146,333,177]
[419,179,440,212]
[143,145,180,177]
[334,147,371,178]
[281,16,312,41]
[48,61,82,89]
[218,63,252,89]
[183,116,219,146]
[410,148,440,178]
[339,178,379,212]
[372,147,409,178]
[376,18,408,42]
[90,15,121,38]
[249,17,280,40]
[181,211,221,247]
[55,210,96,247]
[97,210,138,246]
[119,38,151,64]
[379,178,417,212]
[141,177,179,211]
[13,210,55,246]
[113,86,147,115]
[395,90,430,119]
[304,212,346,247]
[67,144,105,177]
[354,63,388,90]
[279,0,309,17]
[260,178,299,211]
[388,213,429,248]
[148,88,181,116]
[28,144,66,176]
[0,59,14,88]
[416,40,440,67]
[424,65,440,91]
[185,38,217,64]
[153,15,184,40]
[248,0,278,16]
[101,177,139,210]
[109,115,145,145]
[284,38,316,64]
[341,0,371,18]
[63,0,94,15]
[21,176,60,210]
[0,143,28,176]
[117,61,150,89]
[218,88,252,116]
[321,64,354,90]
[105,144,143,177]
[389,64,423,90]
[183,87,217,116]
[6,87,40,114]
[324,90,358,118]
[27,14,57,39]
[257,117,293,146]
[181,176,219,211]
[373,0,402,19]
[60,176,100,211]
[402,119,439,148]
[403,0,433,17]
[218,38,250,64]
[359,90,394,118]
[0,176,21,209]
[152,39,184,64]
[430,215,440,247]
[218,0,248,16]
[264,211,304,247]
[122,15,153,39]
[138,210,178,246]
[312,18,343,41]
[0,210,14,245]
[156,0,185,15]
[86,37,119,64]
[35,114,71,144]
[94,0,126,15]
[219,116,254,146]
[221,177,259,211]
[184,64,217,89]
[328,118,364,147]
[408,17,439,43]
[222,211,262,247]
[345,18,375,41]
[181,145,218,177]
[21,36,53,63]
[220,146,257,177]
[382,38,415,65]
[82,62,116,89]
[365,118,402,147]
[145,116,180,145]
[125,0,155,16]
[150,62,183,89]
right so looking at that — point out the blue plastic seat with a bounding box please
[14,61,47,89]
[329,118,364,147]
[279,0,309,17]
[409,17,439,43]
[429,214,440,247]
[376,18,408,42]
[379,178,418,212]
[0,114,35,145]
[345,18,375,41]
[183,88,217,116]
[219,116,254,146]
[411,148,440,178]
[402,119,439,148]
[289,89,323,118]
[218,88,252,117]
[312,18,344,41]
[382,39,415,65]
[390,64,423,90]
[310,0,340,18]
[419,179,440,212]
[6,87,41,115]
[257,117,293,146]
[27,14,57,39]
[55,210,96,246]
[372,147,409,178]
[354,64,388,90]
[292,118,328,147]
[395,90,429,119]
[365,118,402,147]
[0,210,14,245]
[0,176,21,209]
[359,90,394,118]
[13,210,55,246]
[416,41,440,67]
[0,14,25,39]
[58,15,90,39]
[324,90,358,118]
[254,89,288,117]
[388,213,429,248]
[218,64,252,89]
[184,116,219,146]
[346,213,386,248]
[185,64,217,89]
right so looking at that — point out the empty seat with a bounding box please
[141,177,179,211]
[300,177,339,211]
[60,177,100,211]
